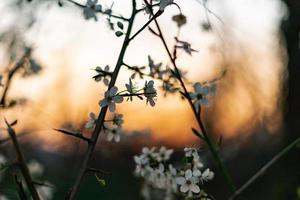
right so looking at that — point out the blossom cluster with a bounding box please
[134,147,214,200]
[143,0,175,13]
[85,78,157,143]
[98,79,157,112]
[189,82,217,112]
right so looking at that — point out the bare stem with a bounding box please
[13,173,28,200]
[64,0,129,21]
[148,9,236,193]
[5,119,40,200]
[0,51,30,107]
[66,1,138,199]
[229,136,300,200]
[53,129,91,143]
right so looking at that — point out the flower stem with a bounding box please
[151,17,236,193]
[229,136,300,200]
[5,119,40,200]
[66,1,137,199]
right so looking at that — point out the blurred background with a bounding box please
[0,0,299,199]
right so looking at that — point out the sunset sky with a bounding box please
[0,0,287,151]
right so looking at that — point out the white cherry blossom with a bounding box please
[99,86,124,112]
[83,0,102,21]
[200,168,214,182]
[144,80,157,106]
[176,169,200,197]
[85,112,97,129]
[107,128,121,143]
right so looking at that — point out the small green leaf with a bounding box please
[117,22,124,30]
[95,174,106,187]
[115,31,123,37]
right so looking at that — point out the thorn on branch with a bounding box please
[4,118,41,200]
[33,180,56,189]
[191,128,205,140]
[53,129,91,143]
[86,167,110,175]
[148,27,160,37]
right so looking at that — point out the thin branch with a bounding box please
[146,2,236,192]
[86,167,110,175]
[194,0,224,24]
[33,180,56,189]
[0,51,30,107]
[53,129,91,143]
[229,136,300,200]
[128,10,163,41]
[118,92,155,97]
[13,173,28,200]
[64,0,129,21]
[0,133,28,145]
[5,119,40,200]
[66,1,138,199]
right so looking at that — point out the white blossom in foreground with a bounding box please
[37,182,55,200]
[134,155,150,177]
[144,80,157,107]
[28,160,44,177]
[189,82,217,111]
[0,154,6,166]
[83,0,102,21]
[99,86,124,112]
[134,146,214,200]
[112,113,124,127]
[200,168,214,182]
[125,78,137,101]
[85,112,97,129]
[106,128,121,143]
[184,147,200,161]
[176,169,200,197]
[154,146,174,162]
[0,195,9,200]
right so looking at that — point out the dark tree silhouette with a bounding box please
[282,0,300,138]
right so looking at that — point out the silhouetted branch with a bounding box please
[66,1,138,199]
[229,136,300,200]
[5,119,40,200]
[0,50,30,107]
[86,167,110,175]
[33,180,56,189]
[13,173,28,200]
[53,129,91,143]
[64,0,129,21]
[142,0,236,193]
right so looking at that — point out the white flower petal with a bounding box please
[108,103,116,112]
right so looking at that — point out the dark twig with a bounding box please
[5,119,40,200]
[0,51,30,107]
[143,0,236,192]
[13,173,28,200]
[0,133,28,145]
[86,167,110,175]
[129,10,163,42]
[53,129,91,143]
[33,180,56,189]
[229,136,300,200]
[64,0,129,21]
[66,1,138,199]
